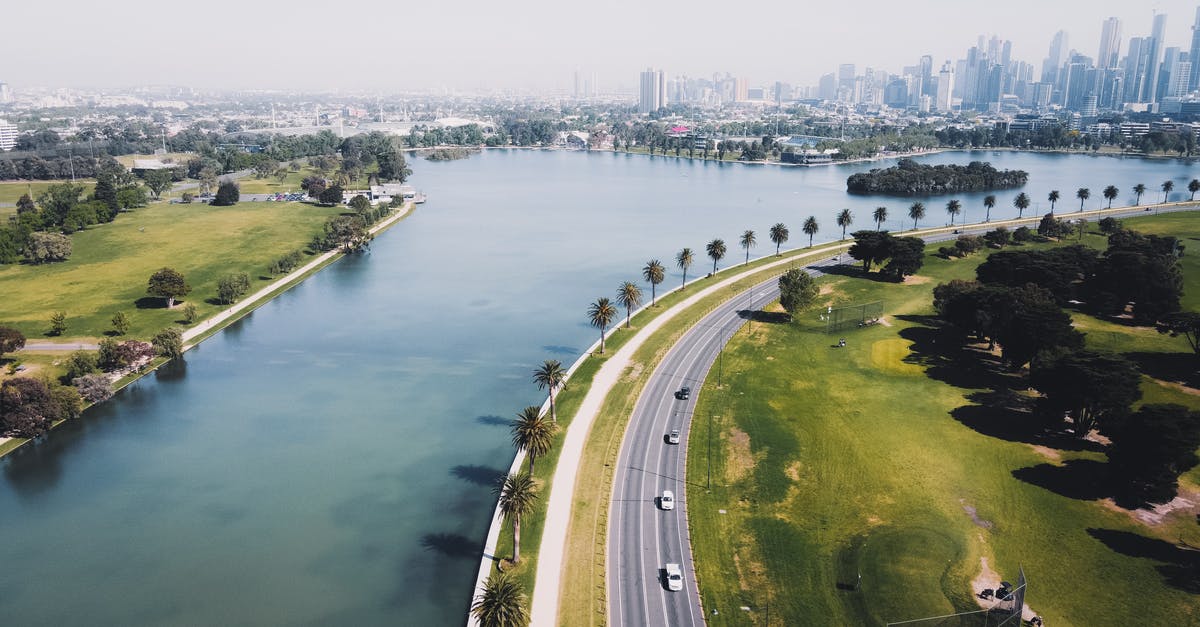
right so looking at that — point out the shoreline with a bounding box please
[0,200,417,460]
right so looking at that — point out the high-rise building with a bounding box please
[818,73,837,100]
[1190,7,1200,91]
[1144,12,1168,103]
[1098,17,1123,68]
[1042,30,1069,84]
[0,119,18,151]
[638,68,666,114]
[936,62,955,112]
[1124,37,1152,102]
[0,82,10,104]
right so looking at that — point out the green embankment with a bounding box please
[687,215,1200,626]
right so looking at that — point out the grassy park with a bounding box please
[686,214,1200,626]
[0,199,344,341]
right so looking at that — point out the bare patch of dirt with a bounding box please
[731,536,767,593]
[1028,445,1062,463]
[1099,486,1200,526]
[785,461,802,481]
[971,556,1039,621]
[1151,378,1200,396]
[902,274,932,285]
[725,427,759,483]
[960,499,994,529]
[876,316,893,327]
[819,284,837,296]
[866,515,883,526]
[623,362,644,382]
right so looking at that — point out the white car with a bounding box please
[665,563,683,591]
[660,490,675,510]
[667,429,680,445]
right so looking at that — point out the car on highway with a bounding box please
[664,563,683,591]
[666,429,680,444]
[674,386,690,400]
[660,489,675,510]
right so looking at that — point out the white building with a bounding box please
[936,63,955,112]
[0,119,18,151]
[639,68,666,114]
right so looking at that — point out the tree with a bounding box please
[982,195,996,222]
[181,192,195,204]
[873,206,888,231]
[147,267,190,308]
[995,285,1084,367]
[1103,185,1119,208]
[676,248,694,289]
[142,169,174,200]
[117,186,148,210]
[212,181,240,206]
[73,374,113,403]
[802,216,819,246]
[1107,404,1200,506]
[152,327,184,360]
[217,272,251,305]
[49,311,67,336]
[1013,192,1030,218]
[64,350,97,382]
[532,359,567,423]
[1030,349,1143,437]
[494,472,538,565]
[881,237,925,280]
[0,326,25,359]
[848,230,895,272]
[0,377,61,437]
[706,238,726,274]
[1161,179,1174,204]
[908,202,925,230]
[587,297,617,353]
[471,573,529,627]
[1159,312,1200,357]
[111,311,130,336]
[982,226,1011,248]
[778,267,819,319]
[1189,179,1200,201]
[1133,183,1146,205]
[739,229,757,264]
[768,223,789,255]
[319,184,344,206]
[616,281,643,328]
[349,194,371,214]
[323,215,369,252]
[945,199,961,227]
[1098,216,1122,233]
[511,406,555,473]
[1047,190,1060,213]
[182,303,198,324]
[642,260,665,306]
[24,232,71,264]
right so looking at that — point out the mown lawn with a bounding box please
[0,200,344,340]
[0,179,96,207]
[687,216,1200,626]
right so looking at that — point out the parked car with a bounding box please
[665,563,683,591]
[660,489,675,510]
[674,386,690,400]
[667,429,680,445]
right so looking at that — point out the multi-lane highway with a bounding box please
[607,255,843,626]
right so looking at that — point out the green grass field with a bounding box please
[0,200,344,340]
[0,180,97,214]
[687,217,1200,626]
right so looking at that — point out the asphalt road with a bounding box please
[603,203,1196,626]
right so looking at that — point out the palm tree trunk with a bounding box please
[528,454,535,474]
[712,259,717,274]
[599,328,606,353]
[681,270,686,289]
[651,285,656,306]
[549,391,556,423]
[745,250,749,265]
[512,519,521,564]
[626,306,631,328]
[808,234,813,247]
[776,243,780,255]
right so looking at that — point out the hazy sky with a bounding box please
[4,0,1200,92]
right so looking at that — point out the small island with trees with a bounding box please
[846,159,1029,195]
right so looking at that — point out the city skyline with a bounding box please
[1,0,1197,92]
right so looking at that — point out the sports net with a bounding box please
[825,301,884,334]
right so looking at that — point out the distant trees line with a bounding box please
[847,159,1029,195]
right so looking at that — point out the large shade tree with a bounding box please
[1030,349,1143,438]
[778,267,819,319]
[146,267,190,308]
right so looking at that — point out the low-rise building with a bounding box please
[0,119,17,151]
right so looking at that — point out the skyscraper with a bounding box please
[638,68,666,114]
[1189,7,1200,91]
[1144,12,1168,103]
[1042,30,1069,84]
[936,62,955,112]
[1098,17,1123,68]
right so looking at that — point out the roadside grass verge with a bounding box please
[0,200,344,340]
[686,215,1200,626]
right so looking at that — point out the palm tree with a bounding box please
[587,297,617,353]
[1103,185,1119,208]
[873,206,887,231]
[642,260,665,306]
[739,229,757,265]
[1189,179,1200,201]
[615,281,643,328]
[836,208,853,240]
[1133,183,1146,205]
[511,406,555,473]
[908,202,925,230]
[768,222,789,255]
[945,199,961,227]
[494,472,538,565]
[1047,190,1060,213]
[1161,180,1174,203]
[1075,188,1089,212]
[1013,192,1030,218]
[532,360,567,423]
[675,248,694,289]
[983,195,996,222]
[802,216,819,246]
[706,238,726,274]
[472,573,529,627]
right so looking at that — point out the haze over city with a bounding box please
[4,0,1198,91]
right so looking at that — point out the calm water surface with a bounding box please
[0,149,1194,625]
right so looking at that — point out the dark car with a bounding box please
[674,386,690,400]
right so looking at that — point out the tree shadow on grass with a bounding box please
[419,532,481,560]
[896,318,1025,392]
[816,264,900,283]
[1123,351,1200,389]
[134,297,165,309]
[1011,459,1111,500]
[451,464,507,487]
[738,310,790,324]
[1087,528,1200,593]
[951,390,1103,452]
